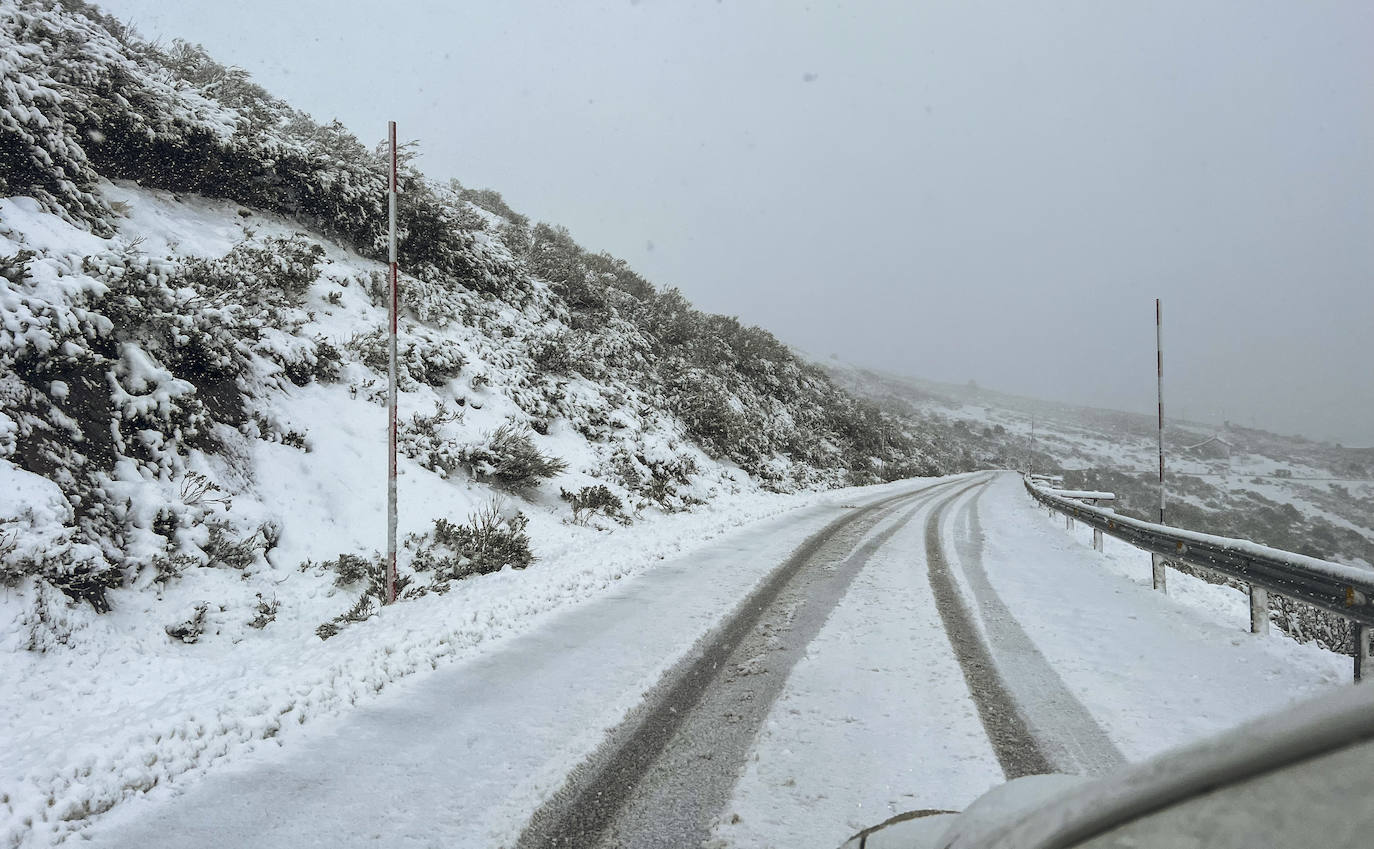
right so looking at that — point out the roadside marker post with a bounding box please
[386,121,399,605]
[1152,299,1167,595]
[1249,587,1270,635]
[1357,625,1372,683]
[1156,299,1166,525]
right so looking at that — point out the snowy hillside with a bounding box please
[0,0,935,619]
[0,5,949,842]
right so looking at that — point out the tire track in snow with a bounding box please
[924,478,1055,779]
[951,481,1125,776]
[516,477,969,849]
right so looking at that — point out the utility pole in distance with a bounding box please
[386,121,399,605]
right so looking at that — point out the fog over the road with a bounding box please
[95,0,1374,446]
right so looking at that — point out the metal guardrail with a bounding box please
[1024,477,1374,681]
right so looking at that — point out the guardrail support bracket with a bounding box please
[1356,624,1373,684]
[1248,587,1269,635]
[1092,528,1104,552]
[1151,554,1167,593]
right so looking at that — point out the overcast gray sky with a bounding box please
[96,0,1373,446]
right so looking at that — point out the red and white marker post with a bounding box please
[1156,298,1165,525]
[386,121,399,604]
[1152,298,1167,592]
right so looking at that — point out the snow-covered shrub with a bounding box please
[676,383,753,461]
[201,518,260,570]
[0,240,267,604]
[246,594,278,629]
[165,603,210,644]
[1,1,526,299]
[0,5,118,231]
[603,441,701,511]
[410,501,533,581]
[315,593,378,641]
[560,484,625,525]
[0,249,35,284]
[397,402,465,478]
[455,184,526,226]
[458,422,567,493]
[310,551,405,639]
[19,582,87,652]
[280,336,343,386]
[148,551,198,586]
[347,327,466,390]
[0,520,15,559]
[319,552,375,588]
[180,235,324,307]
[529,330,579,375]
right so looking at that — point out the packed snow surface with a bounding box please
[8,481,926,848]
[710,474,1347,849]
[6,474,1350,849]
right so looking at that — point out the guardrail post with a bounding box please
[1151,554,1167,592]
[1065,514,1074,531]
[1357,624,1372,683]
[1248,587,1269,635]
[1092,528,1104,552]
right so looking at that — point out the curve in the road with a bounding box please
[516,477,970,849]
[924,478,1055,779]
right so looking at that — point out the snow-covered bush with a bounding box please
[246,594,278,629]
[459,423,567,493]
[397,401,465,478]
[409,501,533,581]
[164,603,210,644]
[181,235,324,306]
[316,592,379,641]
[560,484,626,525]
[529,330,580,375]
[603,441,701,511]
[322,552,376,588]
[281,336,343,386]
[309,551,401,640]
[347,327,466,390]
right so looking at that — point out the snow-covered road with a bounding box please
[75,473,1347,849]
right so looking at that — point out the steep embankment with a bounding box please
[0,3,940,844]
[1,0,934,619]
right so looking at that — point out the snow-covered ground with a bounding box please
[709,473,1347,849]
[710,497,1003,848]
[16,479,930,849]
[9,472,1349,849]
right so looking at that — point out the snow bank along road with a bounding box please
[77,472,1345,849]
